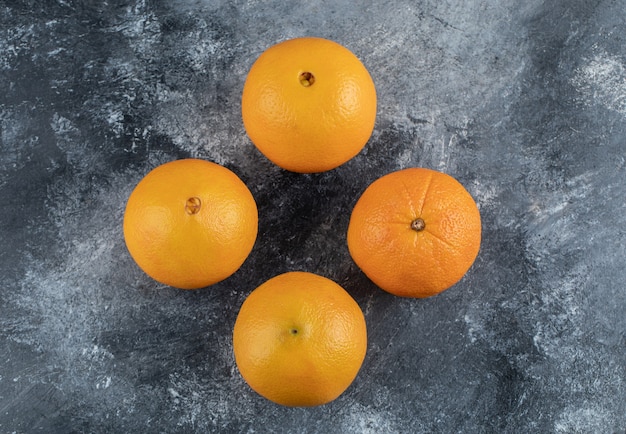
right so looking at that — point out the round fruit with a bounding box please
[123,159,258,289]
[241,37,377,173]
[232,271,367,407]
[347,168,481,298]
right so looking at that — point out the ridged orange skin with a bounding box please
[123,159,258,290]
[233,272,367,407]
[347,168,481,298]
[241,37,377,173]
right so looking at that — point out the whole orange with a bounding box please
[232,271,367,407]
[241,37,377,173]
[347,168,481,298]
[123,159,258,290]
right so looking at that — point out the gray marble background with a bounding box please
[1,0,625,432]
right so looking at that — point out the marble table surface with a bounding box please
[1,1,625,432]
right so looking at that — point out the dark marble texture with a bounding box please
[1,1,625,432]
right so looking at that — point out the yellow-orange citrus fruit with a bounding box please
[123,159,258,289]
[232,271,367,407]
[347,168,481,298]
[241,37,377,173]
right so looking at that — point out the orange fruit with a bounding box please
[232,271,367,407]
[123,159,258,290]
[347,168,481,298]
[241,37,377,173]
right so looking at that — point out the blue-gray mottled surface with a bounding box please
[1,0,625,432]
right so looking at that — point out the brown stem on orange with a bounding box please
[411,217,426,232]
[185,197,202,215]
[299,71,315,87]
